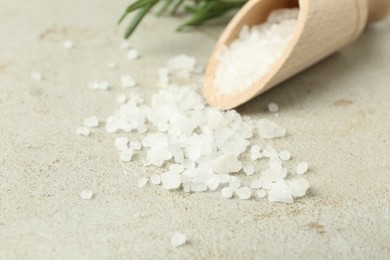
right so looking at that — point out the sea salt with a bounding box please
[121,75,136,88]
[83,116,99,128]
[214,8,299,94]
[171,232,187,247]
[30,71,42,81]
[279,150,291,161]
[287,178,310,197]
[243,164,255,176]
[297,162,309,174]
[221,187,233,199]
[151,175,161,185]
[212,153,242,175]
[257,119,286,139]
[256,189,266,198]
[80,190,93,200]
[115,137,128,151]
[88,81,109,90]
[137,177,148,188]
[127,49,140,60]
[76,127,90,136]
[62,40,73,49]
[235,187,252,200]
[268,103,279,113]
[268,181,293,203]
[120,149,133,162]
[161,171,181,190]
[116,94,127,103]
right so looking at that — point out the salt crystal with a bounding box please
[297,162,309,174]
[137,178,148,188]
[214,8,299,94]
[88,81,109,90]
[250,180,262,189]
[250,145,262,160]
[115,137,128,151]
[262,145,279,158]
[243,164,255,176]
[212,153,242,175]
[130,141,142,150]
[287,178,310,197]
[256,189,266,198]
[121,75,136,88]
[30,71,42,81]
[268,103,279,113]
[161,171,181,190]
[235,187,252,200]
[279,150,291,161]
[76,127,90,136]
[127,49,140,60]
[83,116,99,128]
[80,190,93,200]
[108,62,117,69]
[218,174,231,184]
[167,55,196,75]
[62,40,73,49]
[120,149,133,162]
[151,175,161,185]
[229,176,241,191]
[221,187,233,199]
[257,119,286,139]
[268,181,293,203]
[171,232,187,247]
[116,94,127,103]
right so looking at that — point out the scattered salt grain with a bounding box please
[30,71,42,81]
[212,153,242,175]
[127,49,140,60]
[62,40,73,49]
[161,171,181,190]
[80,190,93,200]
[243,164,255,176]
[120,149,133,162]
[171,232,187,247]
[88,81,109,90]
[76,127,90,136]
[83,116,99,128]
[257,119,286,139]
[167,55,196,77]
[137,177,148,188]
[279,150,291,161]
[151,175,161,185]
[268,103,279,113]
[130,141,142,150]
[250,180,262,189]
[116,94,127,103]
[221,187,234,199]
[287,178,310,197]
[256,189,266,198]
[297,162,309,174]
[108,62,117,69]
[268,181,293,203]
[115,137,128,151]
[250,145,262,161]
[235,187,252,200]
[214,8,299,94]
[121,75,136,88]
[229,176,241,191]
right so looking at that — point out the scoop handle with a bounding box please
[368,0,390,23]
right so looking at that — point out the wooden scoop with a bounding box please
[203,0,390,110]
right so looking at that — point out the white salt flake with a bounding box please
[167,55,196,76]
[256,189,266,198]
[121,75,136,88]
[130,141,142,150]
[257,119,286,139]
[80,190,93,200]
[137,178,148,188]
[229,176,241,191]
[287,178,310,197]
[250,180,262,189]
[161,171,181,190]
[120,149,133,162]
[297,162,309,174]
[268,181,293,203]
[116,94,126,103]
[268,103,279,113]
[212,153,242,175]
[115,137,128,151]
[243,164,255,176]
[76,127,90,136]
[171,232,187,247]
[221,187,233,199]
[127,49,140,60]
[30,71,42,81]
[279,150,291,161]
[88,81,109,90]
[235,187,252,200]
[83,116,99,128]
[62,40,73,49]
[150,175,161,185]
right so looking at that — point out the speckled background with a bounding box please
[0,0,389,259]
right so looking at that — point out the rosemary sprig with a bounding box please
[119,0,247,39]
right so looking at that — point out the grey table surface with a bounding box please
[0,0,389,259]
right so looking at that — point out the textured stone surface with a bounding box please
[0,0,389,259]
